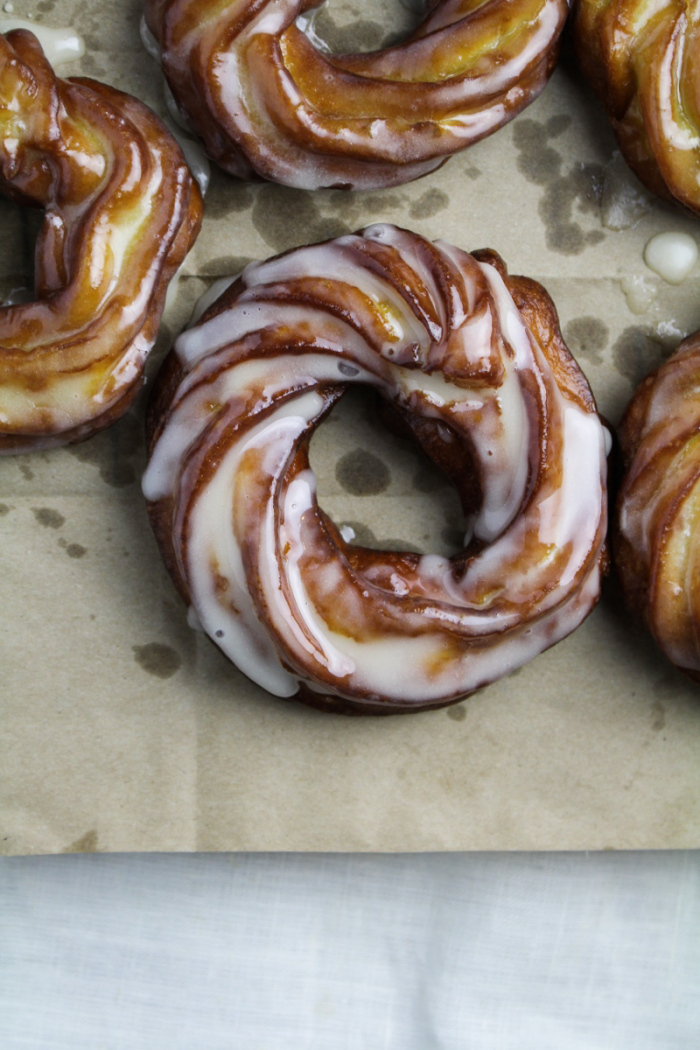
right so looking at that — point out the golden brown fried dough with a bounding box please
[0,29,203,452]
[144,0,569,190]
[143,225,609,714]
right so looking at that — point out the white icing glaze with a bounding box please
[145,226,607,705]
[620,273,657,314]
[190,276,238,326]
[166,124,210,196]
[644,231,698,284]
[0,18,85,65]
[139,15,161,61]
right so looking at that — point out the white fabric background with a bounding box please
[1,852,698,1049]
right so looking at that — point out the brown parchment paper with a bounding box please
[2,0,700,855]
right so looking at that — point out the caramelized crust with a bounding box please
[144,0,568,190]
[0,29,203,452]
[144,225,609,714]
[615,334,700,678]
[572,0,700,212]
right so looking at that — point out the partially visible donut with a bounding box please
[572,0,700,213]
[0,29,203,452]
[143,224,609,714]
[616,333,700,677]
[143,0,569,191]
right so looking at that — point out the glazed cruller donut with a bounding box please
[144,225,609,714]
[616,333,700,678]
[0,29,202,452]
[144,0,569,190]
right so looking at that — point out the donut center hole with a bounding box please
[309,385,470,557]
[0,197,40,305]
[297,0,422,55]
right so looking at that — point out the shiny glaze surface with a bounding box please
[0,29,203,451]
[573,0,700,214]
[616,332,700,676]
[144,0,568,190]
[144,225,609,713]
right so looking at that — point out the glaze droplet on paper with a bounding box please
[644,232,698,285]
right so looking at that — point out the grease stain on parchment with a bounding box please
[409,188,450,220]
[512,116,605,254]
[62,829,98,854]
[32,507,65,529]
[336,449,391,495]
[133,642,183,680]
[447,705,467,722]
[564,317,609,366]
[69,412,141,488]
[58,537,87,558]
[0,503,10,515]
[252,186,352,252]
[612,326,676,385]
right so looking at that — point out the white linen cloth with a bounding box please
[1,852,698,1048]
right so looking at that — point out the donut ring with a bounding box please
[143,224,609,714]
[143,0,569,191]
[572,0,700,213]
[0,29,203,452]
[616,333,700,677]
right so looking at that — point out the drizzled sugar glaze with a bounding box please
[144,225,609,713]
[144,0,568,190]
[0,29,202,451]
[616,332,700,674]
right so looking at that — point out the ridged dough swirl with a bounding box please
[144,0,569,190]
[0,29,203,451]
[572,0,700,213]
[144,225,609,714]
[616,334,700,677]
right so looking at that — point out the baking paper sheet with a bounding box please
[2,0,700,854]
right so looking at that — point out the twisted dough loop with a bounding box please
[616,335,700,677]
[573,0,700,213]
[145,0,568,190]
[144,225,608,713]
[0,29,202,451]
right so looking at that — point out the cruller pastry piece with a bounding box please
[616,333,700,678]
[143,224,609,714]
[572,0,700,214]
[0,29,203,453]
[143,0,569,191]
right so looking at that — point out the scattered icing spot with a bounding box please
[335,449,390,495]
[0,18,85,65]
[339,523,356,542]
[32,506,64,529]
[563,317,609,366]
[600,153,653,231]
[447,704,467,722]
[336,520,378,548]
[644,232,698,285]
[620,273,657,314]
[133,642,182,679]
